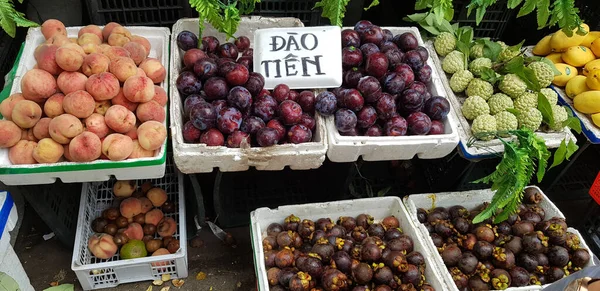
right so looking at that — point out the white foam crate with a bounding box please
[326,27,460,162]
[171,17,328,173]
[0,26,170,185]
[250,196,449,291]
[427,42,577,159]
[403,186,596,291]
[71,158,187,290]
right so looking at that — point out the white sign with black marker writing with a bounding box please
[253,26,342,89]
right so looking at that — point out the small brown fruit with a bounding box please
[143,224,157,235]
[115,216,129,228]
[113,233,129,246]
[167,239,180,254]
[146,239,163,253]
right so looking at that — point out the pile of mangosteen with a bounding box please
[263,213,435,291]
[417,187,591,290]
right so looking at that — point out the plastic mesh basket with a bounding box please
[453,0,513,40]
[85,0,193,26]
[71,157,187,290]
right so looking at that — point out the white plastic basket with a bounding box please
[325,27,460,162]
[170,17,328,173]
[71,157,187,290]
[403,186,596,291]
[250,196,449,291]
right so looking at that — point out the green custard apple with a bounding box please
[499,74,527,98]
[498,47,520,62]
[434,32,457,57]
[540,88,558,105]
[495,111,518,134]
[470,43,485,60]
[472,114,497,141]
[518,107,543,131]
[528,61,554,88]
[466,78,494,100]
[442,51,465,74]
[550,105,568,131]
[462,95,490,120]
[450,70,474,93]
[514,91,539,112]
[469,57,492,76]
[488,93,514,115]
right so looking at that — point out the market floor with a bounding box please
[15,224,257,291]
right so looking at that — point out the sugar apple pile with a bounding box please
[499,74,527,98]
[488,93,514,115]
[495,111,518,133]
[462,96,489,120]
[518,108,543,131]
[450,70,473,93]
[469,58,492,76]
[471,114,497,141]
[528,61,554,88]
[466,78,494,100]
[434,32,456,57]
[442,51,465,74]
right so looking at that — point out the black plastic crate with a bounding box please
[581,203,600,257]
[85,0,193,26]
[453,0,513,40]
[249,0,325,26]
[0,28,26,90]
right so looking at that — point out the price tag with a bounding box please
[589,171,600,205]
[253,26,342,89]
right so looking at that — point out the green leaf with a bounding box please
[482,39,502,61]
[419,21,441,35]
[538,92,554,125]
[508,0,523,9]
[507,108,521,115]
[404,13,428,23]
[536,0,551,29]
[549,0,583,36]
[364,0,380,11]
[549,139,567,169]
[517,0,537,17]
[43,284,75,291]
[221,3,241,39]
[528,56,562,75]
[313,0,351,27]
[238,0,260,14]
[563,116,582,134]
[566,139,578,159]
[415,0,433,10]
[377,186,391,197]
[480,67,502,85]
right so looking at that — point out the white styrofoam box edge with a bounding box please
[170,17,328,173]
[0,192,17,232]
[250,196,449,291]
[0,25,170,185]
[0,238,34,291]
[427,41,577,159]
[326,27,460,162]
[403,186,596,291]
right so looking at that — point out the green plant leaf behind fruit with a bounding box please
[538,92,555,125]
[549,139,567,169]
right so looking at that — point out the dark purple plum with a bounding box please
[257,89,271,98]
[365,52,389,78]
[217,42,238,60]
[218,61,236,77]
[236,56,253,71]
[385,116,408,136]
[176,71,202,96]
[343,68,364,88]
[342,89,364,112]
[299,113,316,130]
[375,93,397,119]
[227,86,253,111]
[200,128,225,146]
[341,29,361,47]
[357,106,377,128]
[253,95,277,122]
[335,109,358,133]
[226,130,249,148]
[379,41,398,52]
[421,91,432,102]
[315,91,338,116]
[225,64,249,86]
[354,20,373,33]
[212,99,227,114]
[240,116,265,134]
[242,48,253,57]
[417,64,432,83]
[423,97,450,120]
[193,58,218,80]
[382,29,393,42]
[273,84,291,103]
[189,102,216,130]
[176,31,198,51]
[203,77,229,100]
[297,91,316,113]
[288,90,299,102]
[357,76,382,103]
[184,94,206,117]
[183,121,201,142]
[408,81,428,95]
[404,50,425,72]
[393,33,418,52]
[342,46,363,68]
[429,120,445,134]
[393,64,415,87]
[416,46,429,62]
[407,112,432,135]
[200,36,219,53]
[256,127,280,147]
[234,36,250,52]
[288,124,313,144]
[360,43,380,58]
[279,100,303,125]
[183,48,208,69]
[217,107,242,134]
[399,89,424,116]
[384,49,404,69]
[381,72,406,95]
[365,125,383,136]
[267,119,286,141]
[361,26,384,45]
[244,72,265,97]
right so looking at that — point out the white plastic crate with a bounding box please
[325,27,460,162]
[0,26,170,185]
[170,17,328,173]
[71,158,187,290]
[403,186,596,291]
[250,196,449,291]
[427,42,577,159]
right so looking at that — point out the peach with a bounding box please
[46,34,70,47]
[111,88,138,111]
[78,25,103,42]
[157,217,177,238]
[120,197,142,218]
[108,33,130,47]
[123,42,147,65]
[123,223,144,241]
[33,117,52,140]
[102,22,122,41]
[21,68,58,102]
[44,93,65,118]
[41,19,66,40]
[139,197,153,213]
[146,187,167,207]
[152,86,167,106]
[95,100,111,115]
[48,114,84,144]
[145,209,164,226]
[85,72,120,101]
[113,180,136,198]
[98,44,111,54]
[130,35,151,55]
[135,68,146,77]
[57,71,87,94]
[12,100,42,129]
[0,120,22,148]
[35,44,63,75]
[123,76,155,103]
[69,37,78,44]
[82,53,110,76]
[63,90,95,118]
[85,113,111,139]
[139,58,166,84]
[0,93,25,120]
[88,233,118,259]
[21,128,36,142]
[109,57,137,82]
[111,26,132,39]
[61,42,86,55]
[104,105,136,133]
[101,133,133,161]
[78,33,102,46]
[129,139,154,159]
[32,138,64,163]
[8,140,37,164]
[137,120,167,151]
[69,131,101,162]
[103,46,130,61]
[63,144,73,161]
[124,124,138,140]
[136,100,165,123]
[55,45,84,72]
[81,43,100,54]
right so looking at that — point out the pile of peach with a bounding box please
[0,19,168,164]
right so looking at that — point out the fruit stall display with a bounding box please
[251,197,447,290]
[531,24,600,143]
[170,17,329,173]
[428,27,576,158]
[405,186,595,291]
[0,20,170,185]
[323,21,460,162]
[71,160,187,290]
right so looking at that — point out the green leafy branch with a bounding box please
[313,0,380,27]
[189,0,259,40]
[0,0,38,38]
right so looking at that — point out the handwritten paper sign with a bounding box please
[253,26,342,89]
